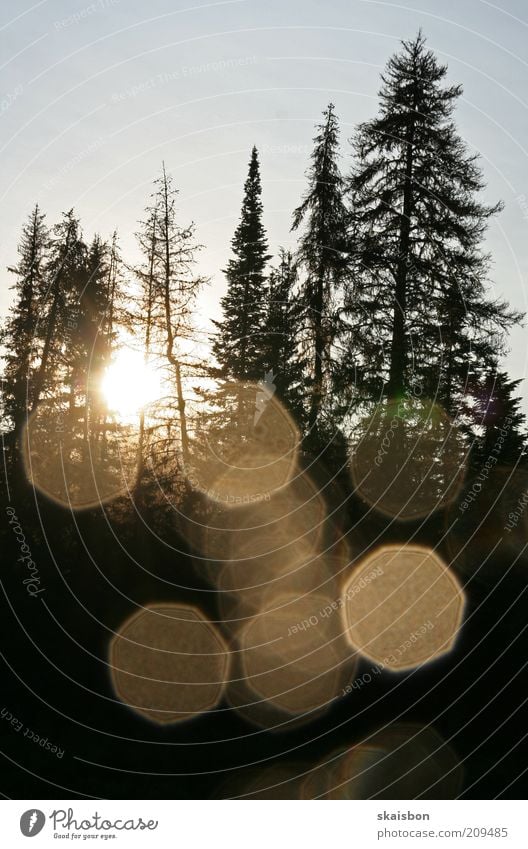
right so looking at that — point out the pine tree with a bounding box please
[291,103,348,433]
[31,209,86,413]
[94,232,124,463]
[262,249,306,422]
[471,370,527,467]
[59,233,127,470]
[213,146,271,381]
[18,212,135,508]
[1,205,48,450]
[342,32,521,411]
[76,235,112,456]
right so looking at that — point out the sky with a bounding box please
[1,0,528,398]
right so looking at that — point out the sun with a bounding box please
[101,348,162,420]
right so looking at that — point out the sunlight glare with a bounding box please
[101,348,162,420]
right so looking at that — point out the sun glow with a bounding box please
[101,348,162,420]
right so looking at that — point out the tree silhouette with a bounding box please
[342,32,521,412]
[292,103,348,434]
[134,165,207,486]
[262,249,306,423]
[1,205,48,457]
[470,370,527,468]
[31,210,85,414]
[213,146,271,381]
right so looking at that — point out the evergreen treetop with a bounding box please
[213,146,271,381]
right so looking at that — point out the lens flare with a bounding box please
[349,398,467,520]
[22,400,138,509]
[110,604,229,724]
[228,592,356,729]
[302,724,463,799]
[342,545,465,670]
[184,380,300,506]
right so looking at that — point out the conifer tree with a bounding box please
[76,236,112,454]
[31,209,86,413]
[1,205,48,450]
[14,211,133,508]
[342,32,520,412]
[213,146,271,381]
[262,249,306,421]
[95,232,124,462]
[471,370,527,467]
[291,104,348,433]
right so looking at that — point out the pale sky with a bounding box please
[1,0,528,398]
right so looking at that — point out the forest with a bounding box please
[1,32,527,799]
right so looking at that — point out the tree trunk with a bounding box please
[31,285,60,413]
[308,269,325,431]
[160,168,190,466]
[387,99,417,402]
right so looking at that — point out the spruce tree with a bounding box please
[213,146,271,381]
[19,212,133,507]
[262,249,306,422]
[31,209,86,413]
[1,205,48,450]
[291,103,348,433]
[342,32,520,411]
[471,370,527,467]
[94,232,124,463]
[76,235,112,455]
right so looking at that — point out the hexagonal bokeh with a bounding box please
[22,400,138,509]
[185,468,327,589]
[216,548,342,630]
[301,724,463,799]
[183,380,300,507]
[231,592,356,723]
[342,545,465,670]
[110,604,229,724]
[349,398,467,520]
